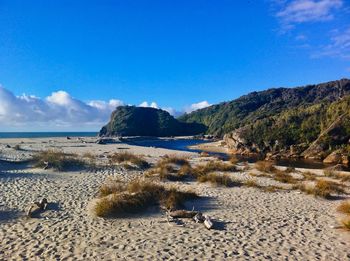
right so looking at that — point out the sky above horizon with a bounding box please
[0,0,349,131]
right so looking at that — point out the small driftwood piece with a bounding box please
[203,215,213,230]
[168,210,198,219]
[27,198,48,217]
[43,161,50,170]
[193,212,205,223]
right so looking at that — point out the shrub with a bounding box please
[337,201,350,215]
[197,173,241,187]
[109,152,150,169]
[32,150,85,171]
[94,179,198,217]
[255,161,276,173]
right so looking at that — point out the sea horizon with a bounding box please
[0,132,98,139]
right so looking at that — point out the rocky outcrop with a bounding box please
[100,106,207,137]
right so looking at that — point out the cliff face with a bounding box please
[99,106,206,137]
[179,79,350,161]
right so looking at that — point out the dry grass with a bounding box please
[32,150,86,171]
[109,152,150,169]
[193,160,236,176]
[301,171,317,181]
[273,170,298,184]
[159,155,190,166]
[98,179,126,197]
[228,155,239,164]
[342,219,350,230]
[261,185,284,193]
[244,179,261,188]
[299,179,345,199]
[337,201,350,215]
[94,179,198,217]
[197,173,242,187]
[323,169,350,182]
[254,161,276,173]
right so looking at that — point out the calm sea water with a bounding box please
[0,132,98,139]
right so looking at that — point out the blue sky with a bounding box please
[0,0,349,131]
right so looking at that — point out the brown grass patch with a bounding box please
[302,171,317,181]
[299,179,345,199]
[273,170,298,184]
[109,152,150,169]
[32,150,86,171]
[160,155,190,166]
[341,218,350,230]
[244,179,261,188]
[197,173,241,187]
[255,161,276,173]
[261,185,284,193]
[337,201,350,215]
[94,179,198,217]
[193,160,236,176]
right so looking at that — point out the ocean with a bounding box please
[0,132,98,139]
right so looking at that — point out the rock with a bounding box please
[96,139,106,145]
[323,151,343,164]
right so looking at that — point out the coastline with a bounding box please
[0,136,350,260]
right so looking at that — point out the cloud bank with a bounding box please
[274,0,343,30]
[0,86,210,131]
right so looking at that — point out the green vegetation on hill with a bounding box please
[179,79,350,156]
[100,106,206,137]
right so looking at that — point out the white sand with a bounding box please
[0,137,350,260]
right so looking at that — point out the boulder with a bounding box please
[323,150,343,164]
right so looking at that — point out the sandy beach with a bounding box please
[1,137,350,260]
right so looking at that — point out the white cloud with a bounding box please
[0,86,123,131]
[139,101,159,108]
[312,26,350,59]
[275,0,343,30]
[0,86,212,130]
[184,101,211,114]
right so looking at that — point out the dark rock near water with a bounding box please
[100,106,207,137]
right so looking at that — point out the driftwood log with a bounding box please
[27,198,48,217]
[168,210,198,218]
[203,215,213,230]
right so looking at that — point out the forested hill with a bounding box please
[179,79,350,160]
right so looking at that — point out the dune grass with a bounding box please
[244,179,261,188]
[193,160,237,176]
[109,152,150,169]
[94,178,198,217]
[342,219,350,230]
[298,179,345,199]
[254,161,276,173]
[32,150,86,171]
[197,172,241,187]
[301,171,317,181]
[272,170,298,184]
[337,201,350,215]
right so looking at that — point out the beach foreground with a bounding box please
[0,137,350,260]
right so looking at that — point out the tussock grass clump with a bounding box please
[94,179,198,217]
[273,170,298,184]
[99,179,126,197]
[342,219,350,230]
[197,173,241,187]
[261,185,284,193]
[254,161,276,173]
[228,155,239,164]
[200,152,210,157]
[244,179,261,188]
[194,160,237,176]
[337,201,350,215]
[324,169,337,178]
[160,155,190,166]
[32,150,85,171]
[109,152,150,169]
[302,171,317,181]
[299,179,345,199]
